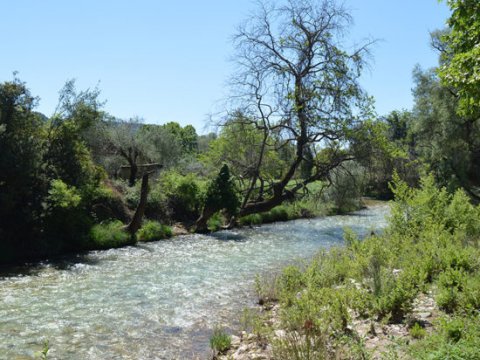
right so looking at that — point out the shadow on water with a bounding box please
[208,231,248,242]
[0,252,105,278]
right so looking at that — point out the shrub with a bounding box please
[254,273,279,305]
[239,213,263,226]
[373,269,419,323]
[90,183,129,222]
[156,171,205,221]
[277,265,305,303]
[209,326,231,354]
[137,220,172,242]
[409,322,427,339]
[436,268,467,313]
[207,212,224,232]
[409,315,480,359]
[322,162,366,214]
[90,220,131,249]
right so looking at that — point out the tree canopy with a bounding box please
[438,0,480,115]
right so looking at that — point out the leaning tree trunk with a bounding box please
[195,207,215,233]
[126,172,151,238]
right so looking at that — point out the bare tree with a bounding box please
[226,0,375,217]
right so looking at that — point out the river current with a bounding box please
[0,206,388,359]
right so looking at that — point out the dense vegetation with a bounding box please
[243,174,480,359]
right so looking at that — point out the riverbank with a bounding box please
[217,287,440,359]
[211,179,480,359]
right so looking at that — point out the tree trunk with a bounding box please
[128,162,138,187]
[195,207,215,233]
[126,172,150,238]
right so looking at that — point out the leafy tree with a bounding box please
[0,77,46,262]
[101,119,185,186]
[203,112,286,202]
[198,132,217,153]
[138,123,183,167]
[412,65,480,199]
[196,164,240,232]
[438,0,480,115]
[354,111,419,198]
[162,121,198,154]
[41,81,106,251]
[224,0,374,217]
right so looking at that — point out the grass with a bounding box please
[209,326,231,354]
[137,220,172,242]
[89,220,131,249]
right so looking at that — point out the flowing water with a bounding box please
[0,206,388,360]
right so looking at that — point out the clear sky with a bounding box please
[0,0,450,133]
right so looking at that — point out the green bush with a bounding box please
[373,269,418,323]
[137,220,172,242]
[322,162,366,214]
[207,212,224,232]
[90,183,129,222]
[239,213,263,226]
[156,171,206,221]
[90,220,131,249]
[209,326,231,354]
[409,322,427,339]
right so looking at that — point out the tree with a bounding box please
[412,65,480,199]
[162,121,199,154]
[223,0,373,218]
[203,111,286,203]
[0,77,45,262]
[438,0,480,116]
[101,119,184,186]
[196,164,240,232]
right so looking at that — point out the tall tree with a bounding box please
[225,0,374,217]
[0,78,45,261]
[412,66,480,199]
[438,0,480,116]
[102,119,182,185]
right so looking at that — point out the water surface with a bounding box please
[0,206,388,359]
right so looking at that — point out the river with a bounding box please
[0,206,388,359]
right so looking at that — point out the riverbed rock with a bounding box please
[231,335,241,347]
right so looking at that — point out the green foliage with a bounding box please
[35,340,49,360]
[323,162,367,214]
[409,322,426,339]
[409,315,480,359]
[355,111,419,199]
[0,77,46,262]
[206,212,224,232]
[239,213,263,226]
[239,195,328,226]
[154,171,205,221]
[254,273,280,305]
[203,164,240,217]
[411,65,480,196]
[201,114,286,185]
[47,179,82,208]
[373,269,419,322]
[254,174,480,357]
[240,308,271,340]
[89,182,129,222]
[137,220,172,242]
[209,326,231,354]
[439,0,480,116]
[89,221,131,249]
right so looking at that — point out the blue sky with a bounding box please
[0,1,450,133]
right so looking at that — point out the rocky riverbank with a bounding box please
[216,288,439,360]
